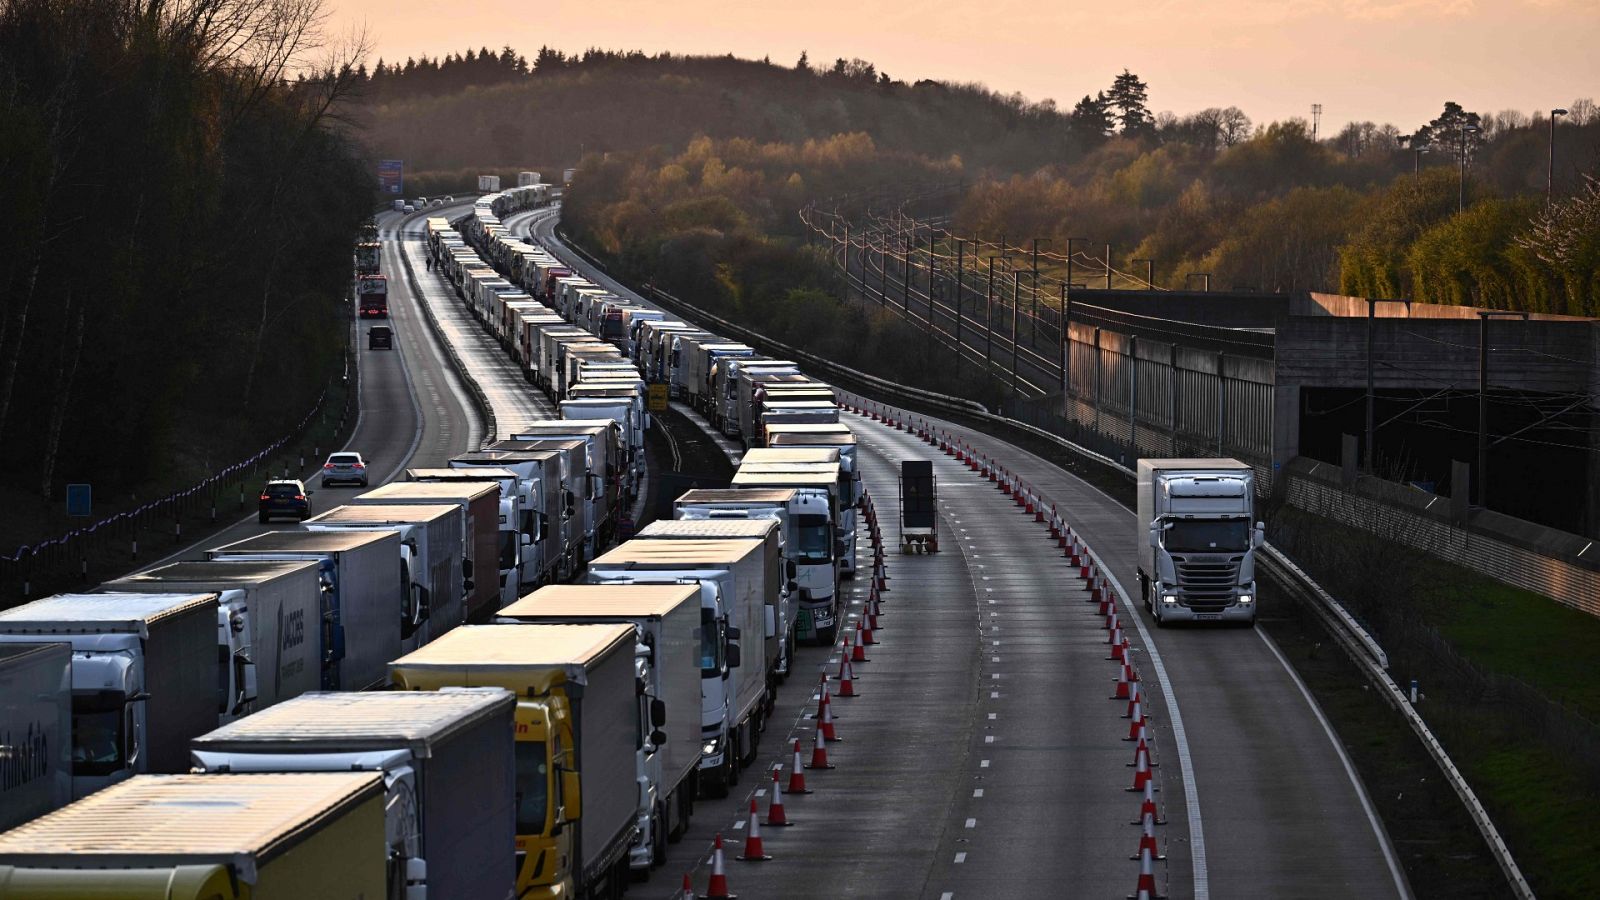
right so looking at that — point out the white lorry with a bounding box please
[763,430,862,577]
[450,448,568,586]
[585,539,771,797]
[1136,458,1264,626]
[363,478,509,619]
[730,462,844,643]
[0,643,72,831]
[498,584,703,874]
[99,559,323,725]
[206,530,402,691]
[191,689,518,900]
[304,503,467,649]
[0,593,218,799]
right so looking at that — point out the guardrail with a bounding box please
[0,356,354,602]
[554,226,1533,900]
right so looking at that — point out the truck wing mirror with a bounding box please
[1253,521,1266,548]
[651,698,667,728]
[834,539,847,557]
[651,728,667,747]
[462,557,474,579]
[725,625,741,641]
[726,642,741,668]
[1148,526,1160,548]
[240,661,259,707]
[785,560,797,580]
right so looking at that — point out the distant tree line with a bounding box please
[0,0,374,499]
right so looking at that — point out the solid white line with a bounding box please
[1255,628,1412,900]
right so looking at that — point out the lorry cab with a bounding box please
[728,469,841,643]
[1137,458,1263,626]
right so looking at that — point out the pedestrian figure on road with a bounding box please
[425,255,433,271]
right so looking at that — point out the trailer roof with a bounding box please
[675,488,797,504]
[0,773,382,880]
[765,423,858,436]
[390,623,633,670]
[305,504,457,525]
[0,592,216,633]
[210,530,395,553]
[742,448,839,464]
[590,538,764,567]
[730,470,837,488]
[192,690,514,751]
[1138,458,1252,471]
[768,433,857,448]
[110,559,319,586]
[638,520,779,541]
[512,420,617,432]
[502,583,700,619]
[406,467,520,480]
[356,481,498,502]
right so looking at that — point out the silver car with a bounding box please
[322,451,370,487]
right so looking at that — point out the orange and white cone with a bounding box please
[835,652,858,696]
[1112,661,1132,700]
[1125,696,1147,741]
[1128,744,1154,793]
[701,833,737,899]
[1123,680,1142,719]
[680,872,696,900]
[850,623,870,662]
[1129,732,1158,768]
[785,740,812,794]
[1110,630,1128,662]
[1128,843,1165,899]
[766,769,792,826]
[803,724,834,770]
[860,613,877,645]
[738,798,772,861]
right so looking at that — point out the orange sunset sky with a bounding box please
[327,0,1598,132]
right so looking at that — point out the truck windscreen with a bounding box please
[513,741,549,833]
[71,695,126,776]
[797,515,832,564]
[1164,519,1249,553]
[700,607,723,675]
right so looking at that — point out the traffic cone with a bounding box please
[1112,661,1132,700]
[1128,744,1154,792]
[680,872,695,900]
[835,653,857,697]
[860,613,877,645]
[784,740,812,794]
[819,687,840,742]
[766,769,792,826]
[1125,696,1146,740]
[1110,630,1127,662]
[1128,732,1158,768]
[737,798,772,861]
[1128,844,1164,899]
[1123,680,1141,719]
[701,833,737,899]
[803,724,834,769]
[1104,609,1117,631]
[849,623,869,662]
[1132,823,1165,862]
[1132,777,1167,826]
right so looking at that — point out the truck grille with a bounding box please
[1173,556,1242,613]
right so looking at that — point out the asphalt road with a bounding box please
[137,206,481,568]
[525,202,1410,900]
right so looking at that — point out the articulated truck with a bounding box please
[499,584,704,875]
[191,690,518,900]
[1136,458,1264,626]
[99,559,322,725]
[360,478,506,620]
[207,530,402,691]
[0,772,388,899]
[0,643,72,831]
[728,467,842,644]
[0,593,217,799]
[389,624,638,900]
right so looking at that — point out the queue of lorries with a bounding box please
[0,184,864,900]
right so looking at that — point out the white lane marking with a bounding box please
[964,818,977,828]
[1256,628,1412,900]
[980,759,990,768]
[984,735,995,743]
[941,893,955,900]
[972,789,984,798]
[954,852,967,864]
[987,713,997,720]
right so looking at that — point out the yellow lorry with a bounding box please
[0,772,386,899]
[388,623,638,900]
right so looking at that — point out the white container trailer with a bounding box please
[478,174,502,192]
[498,584,703,872]
[0,593,218,799]
[303,503,467,649]
[728,468,841,644]
[206,530,402,692]
[0,642,72,831]
[353,480,506,621]
[191,690,518,900]
[585,539,771,796]
[99,560,323,725]
[636,518,794,683]
[449,449,565,587]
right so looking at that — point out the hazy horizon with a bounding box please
[330,0,1599,134]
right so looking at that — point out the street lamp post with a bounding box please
[1412,146,1430,176]
[1458,123,1480,213]
[1548,108,1569,207]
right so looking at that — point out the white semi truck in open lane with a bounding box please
[1136,458,1264,626]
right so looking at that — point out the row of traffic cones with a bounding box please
[843,392,1169,900]
[689,485,889,899]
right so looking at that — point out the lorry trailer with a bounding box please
[0,643,72,831]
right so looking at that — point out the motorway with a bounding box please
[523,204,1412,899]
[139,206,482,568]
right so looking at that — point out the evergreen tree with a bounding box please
[1069,91,1115,142]
[796,50,810,72]
[1106,69,1154,137]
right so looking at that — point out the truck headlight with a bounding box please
[702,737,722,757]
[1238,594,1254,605]
[1161,594,1178,605]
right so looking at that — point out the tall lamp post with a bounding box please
[1412,145,1430,176]
[1457,122,1480,213]
[1548,107,1569,207]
